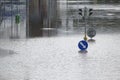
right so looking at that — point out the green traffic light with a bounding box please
[15,15,20,24]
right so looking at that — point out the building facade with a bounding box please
[27,0,58,37]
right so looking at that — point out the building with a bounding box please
[27,0,58,37]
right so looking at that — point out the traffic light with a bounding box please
[89,8,93,16]
[15,15,20,24]
[78,9,83,16]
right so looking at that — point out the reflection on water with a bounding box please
[0,0,120,38]
[0,48,17,57]
[78,50,88,54]
[65,0,120,4]
[92,0,120,4]
[88,39,96,43]
[57,0,120,36]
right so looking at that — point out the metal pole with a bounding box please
[11,0,12,37]
[16,0,19,38]
[66,0,68,31]
[77,0,79,28]
[48,0,50,36]
[47,0,50,30]
[83,7,88,41]
[55,0,57,30]
[11,0,13,38]
[0,0,3,27]
[3,0,5,28]
[0,1,1,27]
[47,0,51,36]
[85,17,87,37]
[26,0,29,38]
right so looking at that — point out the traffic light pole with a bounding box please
[78,7,93,41]
[84,17,87,41]
[16,1,19,38]
[66,0,69,31]
[83,7,88,41]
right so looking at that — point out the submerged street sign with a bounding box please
[87,28,96,38]
[78,40,88,50]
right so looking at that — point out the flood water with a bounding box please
[0,1,120,80]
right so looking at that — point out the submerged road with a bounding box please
[0,31,120,80]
